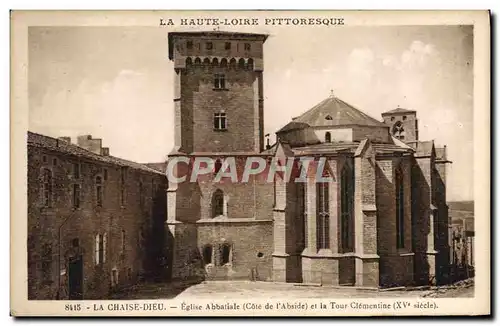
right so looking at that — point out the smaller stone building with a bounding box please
[27,132,167,300]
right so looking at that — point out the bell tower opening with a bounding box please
[381,107,418,144]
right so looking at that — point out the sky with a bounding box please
[28,25,473,201]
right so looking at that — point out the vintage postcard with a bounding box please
[10,10,490,316]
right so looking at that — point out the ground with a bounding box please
[110,280,474,300]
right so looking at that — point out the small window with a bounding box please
[52,158,57,166]
[120,167,126,206]
[72,238,79,247]
[121,229,126,254]
[42,168,53,207]
[225,42,231,50]
[97,233,106,264]
[244,43,251,51]
[214,112,227,131]
[391,116,395,121]
[73,184,80,208]
[206,42,213,50]
[403,115,407,121]
[214,74,226,89]
[73,162,80,179]
[96,176,103,207]
[139,181,144,209]
[203,245,213,265]
[325,132,331,143]
[42,155,47,163]
[325,115,333,120]
[220,243,232,265]
[186,40,193,49]
[103,169,108,181]
[111,269,118,286]
[212,189,225,217]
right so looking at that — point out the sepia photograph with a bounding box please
[10,10,490,316]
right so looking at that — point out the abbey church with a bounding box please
[27,30,452,300]
[165,31,451,288]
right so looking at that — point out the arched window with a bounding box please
[392,121,406,140]
[395,165,405,249]
[325,132,331,143]
[220,243,232,265]
[325,115,333,120]
[229,58,237,68]
[185,57,192,66]
[203,58,211,65]
[316,179,330,250]
[220,58,228,68]
[96,176,103,207]
[211,189,225,217]
[340,162,354,252]
[42,168,52,207]
[247,58,254,70]
[238,58,246,69]
[202,245,213,265]
[194,57,201,65]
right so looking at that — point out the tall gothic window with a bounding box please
[212,189,225,217]
[42,168,53,207]
[396,165,405,249]
[341,162,354,252]
[392,121,406,140]
[316,181,330,249]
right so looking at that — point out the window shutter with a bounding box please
[95,234,100,265]
[103,232,107,263]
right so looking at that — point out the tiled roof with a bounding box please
[27,131,164,175]
[381,107,416,115]
[277,96,387,133]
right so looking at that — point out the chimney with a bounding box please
[76,135,103,155]
[101,147,110,156]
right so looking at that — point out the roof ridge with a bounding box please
[27,131,164,175]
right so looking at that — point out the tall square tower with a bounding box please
[168,31,268,154]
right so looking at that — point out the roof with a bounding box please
[414,140,435,157]
[277,96,387,133]
[142,162,168,173]
[27,131,164,175]
[290,140,414,156]
[381,107,416,115]
[168,31,269,60]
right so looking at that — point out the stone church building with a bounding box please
[165,31,451,288]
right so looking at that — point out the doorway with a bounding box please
[68,255,83,300]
